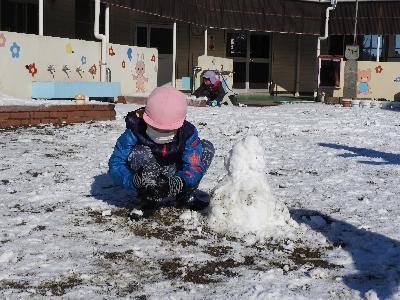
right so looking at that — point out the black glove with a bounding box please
[146,174,184,199]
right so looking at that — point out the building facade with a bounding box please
[1,0,400,97]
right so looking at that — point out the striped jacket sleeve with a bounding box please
[108,129,137,190]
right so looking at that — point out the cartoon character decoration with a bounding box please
[132,53,148,93]
[357,68,372,95]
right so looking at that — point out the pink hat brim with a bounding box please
[143,111,184,130]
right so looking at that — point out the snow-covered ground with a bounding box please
[0,94,107,106]
[1,103,399,299]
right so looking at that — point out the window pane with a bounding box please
[362,35,371,49]
[226,33,247,58]
[371,35,378,48]
[250,34,269,59]
[233,62,246,89]
[396,35,400,49]
[395,50,400,57]
[136,27,147,47]
[249,62,269,89]
[370,49,377,60]
[150,27,173,54]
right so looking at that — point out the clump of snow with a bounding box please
[0,251,17,264]
[208,136,291,239]
[365,290,379,300]
[101,210,112,216]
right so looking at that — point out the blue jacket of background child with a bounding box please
[108,108,205,191]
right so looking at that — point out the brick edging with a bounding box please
[0,104,116,128]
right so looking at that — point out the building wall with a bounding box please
[271,33,318,94]
[271,33,297,93]
[109,6,132,45]
[329,61,400,100]
[109,9,228,80]
[299,35,318,93]
[0,31,158,98]
[3,3,317,94]
[387,35,400,62]
[176,26,225,79]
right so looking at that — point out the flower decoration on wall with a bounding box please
[375,65,383,74]
[10,42,21,59]
[109,46,115,56]
[127,48,133,61]
[121,60,126,69]
[151,54,156,62]
[89,64,97,79]
[65,42,74,54]
[0,33,6,47]
[81,56,87,65]
[26,63,38,77]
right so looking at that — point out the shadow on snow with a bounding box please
[291,209,400,300]
[90,173,137,209]
[319,143,400,165]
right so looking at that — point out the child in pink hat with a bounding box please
[108,87,214,220]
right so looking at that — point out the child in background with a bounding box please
[108,87,215,220]
[193,70,226,107]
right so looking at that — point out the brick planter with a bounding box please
[0,104,116,128]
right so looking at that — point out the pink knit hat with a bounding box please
[143,87,187,130]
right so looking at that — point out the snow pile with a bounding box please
[0,93,49,106]
[0,251,17,264]
[0,93,90,106]
[208,136,291,239]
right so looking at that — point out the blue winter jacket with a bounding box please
[108,108,205,191]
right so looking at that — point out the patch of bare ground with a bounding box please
[0,274,83,296]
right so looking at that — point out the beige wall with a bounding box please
[341,61,400,100]
[328,61,400,100]
[0,31,157,98]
